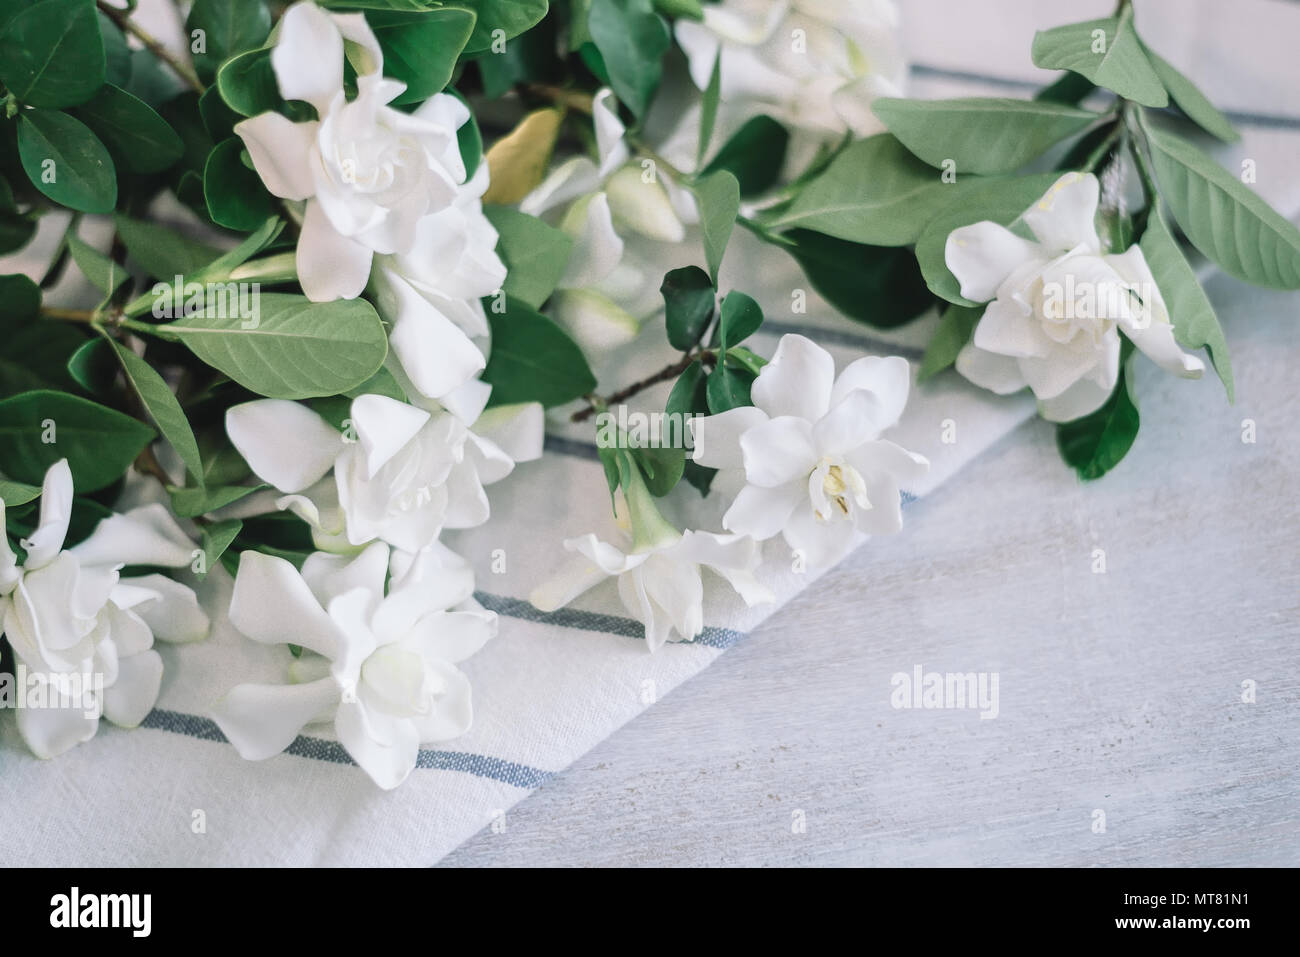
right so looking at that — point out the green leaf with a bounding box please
[701,115,789,196]
[0,390,154,492]
[187,0,272,84]
[98,11,131,88]
[694,169,739,285]
[169,482,266,519]
[198,519,242,578]
[1034,70,1095,106]
[114,213,223,280]
[203,136,275,230]
[1030,13,1167,108]
[631,443,684,497]
[16,110,117,213]
[653,0,701,17]
[1142,44,1238,143]
[216,47,280,118]
[696,49,721,169]
[1139,205,1232,400]
[588,0,670,118]
[368,7,476,104]
[918,303,982,381]
[767,134,960,246]
[873,97,1099,177]
[454,89,483,178]
[65,336,118,396]
[0,273,41,326]
[108,338,205,487]
[785,228,935,327]
[705,363,752,414]
[483,206,572,307]
[0,478,42,507]
[664,358,714,495]
[69,83,184,173]
[481,297,597,406]
[66,234,126,295]
[1143,120,1300,289]
[459,0,548,54]
[1056,346,1139,480]
[660,265,714,351]
[163,293,389,400]
[0,320,87,398]
[715,290,762,351]
[0,0,105,109]
[913,171,1062,306]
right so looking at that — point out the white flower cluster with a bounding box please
[214,2,544,788]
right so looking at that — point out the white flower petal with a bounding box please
[373,267,486,400]
[72,504,196,569]
[121,574,209,643]
[22,459,73,570]
[212,678,340,760]
[605,167,685,243]
[593,87,630,177]
[559,192,626,288]
[226,399,341,493]
[781,506,858,570]
[234,114,318,201]
[407,660,474,742]
[271,1,344,115]
[332,11,383,79]
[473,402,544,464]
[740,415,818,487]
[520,156,602,217]
[723,481,803,541]
[751,334,836,421]
[102,649,163,728]
[529,553,613,612]
[229,551,340,659]
[945,221,1043,304]
[1023,172,1102,254]
[972,296,1053,359]
[548,289,640,354]
[349,394,431,478]
[690,405,769,469]
[335,699,420,789]
[955,343,1029,395]
[1037,375,1114,422]
[15,699,99,759]
[410,608,496,665]
[300,541,389,617]
[298,199,374,302]
[374,543,476,640]
[1107,246,1206,378]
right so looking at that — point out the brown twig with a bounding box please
[97,1,204,95]
[571,350,715,422]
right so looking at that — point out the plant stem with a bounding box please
[97,0,204,95]
[571,350,715,422]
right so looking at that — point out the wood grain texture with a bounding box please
[440,276,1300,867]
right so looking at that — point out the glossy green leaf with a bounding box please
[109,338,205,487]
[1139,205,1232,399]
[786,228,935,327]
[873,97,1099,176]
[1031,13,1166,107]
[481,297,597,406]
[660,265,714,351]
[694,169,739,285]
[1144,120,1300,289]
[0,389,154,492]
[702,115,789,196]
[918,303,982,381]
[1141,45,1237,143]
[70,83,184,172]
[187,0,272,83]
[0,0,105,108]
[16,110,117,213]
[483,205,572,307]
[203,136,275,230]
[1056,346,1139,480]
[162,293,389,400]
[588,0,669,118]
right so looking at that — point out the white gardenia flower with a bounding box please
[369,161,508,406]
[235,1,472,302]
[226,392,542,554]
[675,0,905,142]
[521,88,698,359]
[530,459,773,651]
[212,542,495,789]
[690,334,928,570]
[946,172,1205,421]
[0,461,209,758]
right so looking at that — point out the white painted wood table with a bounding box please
[440,274,1300,866]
